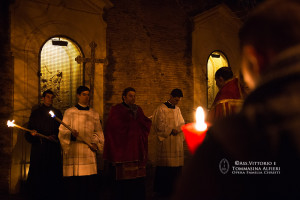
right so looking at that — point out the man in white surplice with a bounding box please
[58,86,104,200]
[152,88,185,198]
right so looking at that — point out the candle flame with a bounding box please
[7,120,16,127]
[195,107,207,131]
[49,110,55,118]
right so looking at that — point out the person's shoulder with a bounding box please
[136,104,146,111]
[64,106,77,113]
[31,104,42,113]
[30,104,48,117]
[51,106,62,114]
[89,108,100,115]
[152,103,168,114]
[65,106,76,110]
[89,107,95,112]
[155,103,167,110]
[30,105,41,113]
[115,103,123,107]
[111,103,124,110]
[175,105,181,110]
[174,106,182,114]
[107,103,124,115]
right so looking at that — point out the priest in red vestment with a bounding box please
[207,67,245,123]
[104,87,152,200]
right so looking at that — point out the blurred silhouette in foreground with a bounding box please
[174,0,300,199]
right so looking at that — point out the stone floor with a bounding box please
[2,145,192,200]
[0,166,165,200]
[0,194,25,200]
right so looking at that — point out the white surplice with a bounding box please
[152,103,185,167]
[58,107,104,177]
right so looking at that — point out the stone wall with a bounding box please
[192,4,242,109]
[104,1,243,168]
[9,0,111,193]
[104,0,194,123]
[1,0,245,195]
[104,0,194,165]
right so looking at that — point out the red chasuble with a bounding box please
[103,103,152,180]
[207,78,244,123]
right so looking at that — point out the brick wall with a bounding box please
[104,0,194,124]
[103,0,195,168]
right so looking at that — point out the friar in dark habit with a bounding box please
[25,89,63,200]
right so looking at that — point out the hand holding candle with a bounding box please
[49,111,73,131]
[7,120,55,141]
[49,110,95,150]
[181,107,209,154]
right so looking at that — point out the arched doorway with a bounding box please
[40,36,83,111]
[207,51,229,109]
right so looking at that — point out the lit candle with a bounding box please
[49,110,94,149]
[181,107,209,154]
[7,120,53,141]
[49,110,73,131]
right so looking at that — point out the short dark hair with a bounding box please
[77,86,90,95]
[215,67,233,81]
[42,89,54,97]
[122,87,136,101]
[171,88,183,98]
[239,0,300,58]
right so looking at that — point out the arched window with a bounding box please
[207,51,229,109]
[40,37,83,111]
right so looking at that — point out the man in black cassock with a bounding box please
[25,89,63,200]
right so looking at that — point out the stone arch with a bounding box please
[39,36,84,111]
[10,0,112,193]
[192,4,242,112]
[207,50,229,108]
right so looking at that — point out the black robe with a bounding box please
[25,104,63,200]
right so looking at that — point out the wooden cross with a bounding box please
[75,41,105,106]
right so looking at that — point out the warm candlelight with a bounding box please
[195,107,207,131]
[49,111,94,149]
[49,110,56,118]
[7,120,52,141]
[7,120,16,127]
[49,110,72,131]
[181,106,209,154]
